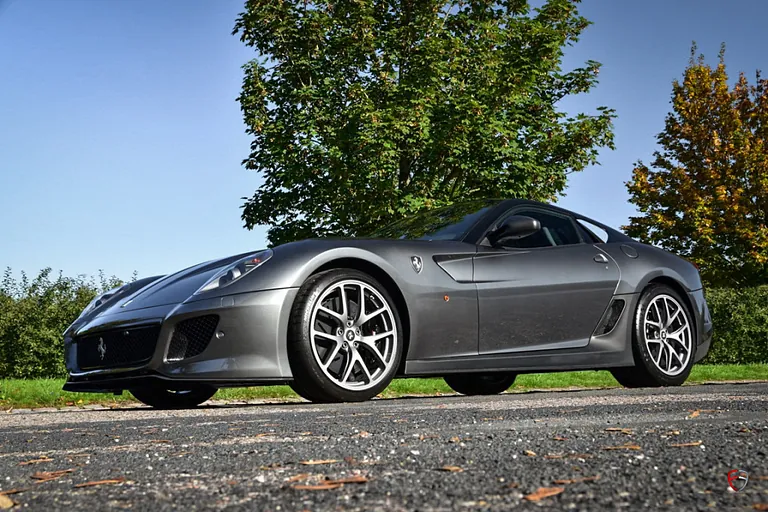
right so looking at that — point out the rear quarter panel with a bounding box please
[598,242,703,294]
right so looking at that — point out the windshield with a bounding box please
[373,200,499,241]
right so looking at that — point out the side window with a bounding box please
[499,209,582,249]
[576,219,609,243]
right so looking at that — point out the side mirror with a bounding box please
[488,215,541,246]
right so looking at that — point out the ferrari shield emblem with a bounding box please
[410,256,423,274]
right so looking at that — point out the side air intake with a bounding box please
[166,315,219,361]
[595,299,625,336]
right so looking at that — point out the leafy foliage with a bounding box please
[625,45,768,287]
[234,0,615,246]
[702,285,768,365]
[0,268,123,379]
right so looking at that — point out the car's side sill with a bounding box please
[403,346,632,377]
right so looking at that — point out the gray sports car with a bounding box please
[63,199,713,408]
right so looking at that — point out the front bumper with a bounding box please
[64,288,298,392]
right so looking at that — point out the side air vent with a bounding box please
[596,299,625,336]
[166,315,219,361]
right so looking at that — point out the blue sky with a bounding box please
[1,0,766,280]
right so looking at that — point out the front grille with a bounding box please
[166,315,219,361]
[76,325,160,370]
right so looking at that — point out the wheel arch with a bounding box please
[309,257,412,374]
[643,275,698,343]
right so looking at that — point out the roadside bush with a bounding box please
[702,285,768,365]
[0,268,123,379]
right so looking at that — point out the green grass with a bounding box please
[1,364,765,409]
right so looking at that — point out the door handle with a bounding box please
[593,253,609,264]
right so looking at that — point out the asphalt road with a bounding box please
[1,383,766,511]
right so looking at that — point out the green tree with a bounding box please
[625,45,768,287]
[234,0,615,246]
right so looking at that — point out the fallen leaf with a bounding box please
[752,505,768,511]
[254,433,275,438]
[449,437,461,443]
[19,456,53,466]
[0,495,14,509]
[286,474,311,483]
[292,482,343,491]
[554,475,600,485]
[0,489,29,496]
[299,460,338,466]
[73,477,125,488]
[605,428,633,435]
[354,431,371,438]
[666,430,681,436]
[325,476,369,484]
[603,444,641,451]
[393,419,408,423]
[524,450,537,457]
[687,409,718,419]
[31,469,75,482]
[149,440,171,444]
[437,466,463,473]
[552,436,568,441]
[670,441,702,447]
[524,487,565,501]
[544,454,565,459]
[418,434,437,440]
[299,432,312,436]
[755,476,768,481]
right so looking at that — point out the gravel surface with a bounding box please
[1,383,766,511]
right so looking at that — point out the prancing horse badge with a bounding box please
[410,256,423,274]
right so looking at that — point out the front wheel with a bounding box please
[611,283,696,388]
[129,386,217,409]
[444,373,517,396]
[287,269,404,403]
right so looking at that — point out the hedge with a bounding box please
[0,268,121,379]
[701,285,768,365]
[0,269,765,379]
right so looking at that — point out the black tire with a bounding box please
[444,373,517,396]
[289,379,331,403]
[129,386,217,409]
[287,269,404,403]
[611,283,695,388]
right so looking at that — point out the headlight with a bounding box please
[195,249,273,294]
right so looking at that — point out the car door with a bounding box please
[474,207,620,354]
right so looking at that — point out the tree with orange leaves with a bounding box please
[625,44,768,287]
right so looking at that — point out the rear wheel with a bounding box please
[611,284,695,388]
[129,386,217,409]
[444,373,517,396]
[287,269,403,403]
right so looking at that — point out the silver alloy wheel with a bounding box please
[309,279,397,391]
[643,294,692,376]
